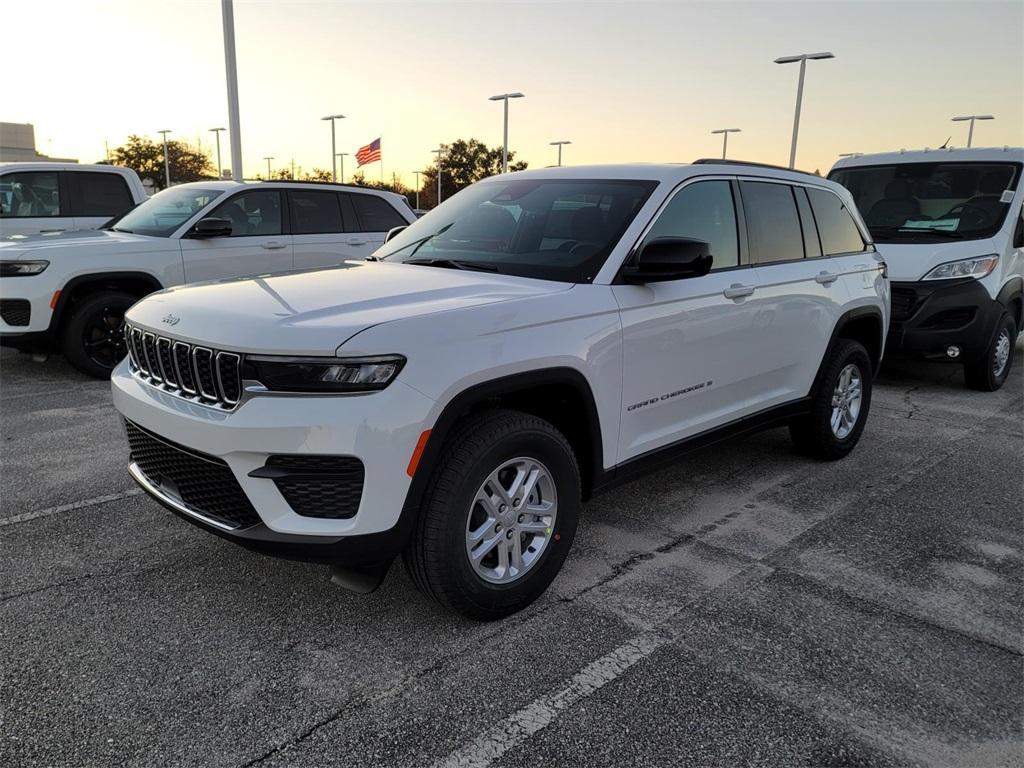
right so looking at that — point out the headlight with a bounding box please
[243,354,405,392]
[0,260,49,277]
[922,255,998,281]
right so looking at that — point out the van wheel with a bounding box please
[963,312,1016,392]
[403,409,580,620]
[61,291,135,379]
[789,339,873,460]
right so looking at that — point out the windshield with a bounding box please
[378,178,658,282]
[106,186,225,237]
[829,162,1021,242]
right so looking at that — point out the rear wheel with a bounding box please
[963,312,1016,392]
[61,291,135,378]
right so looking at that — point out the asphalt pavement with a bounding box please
[1,342,1021,768]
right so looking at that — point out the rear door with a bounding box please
[290,189,354,271]
[68,171,136,231]
[0,169,73,235]
[178,189,293,282]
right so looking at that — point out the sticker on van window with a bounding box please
[902,218,959,231]
[1000,190,1015,203]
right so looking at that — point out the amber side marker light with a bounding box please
[407,429,432,477]
[49,290,61,310]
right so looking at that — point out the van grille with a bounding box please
[124,323,242,408]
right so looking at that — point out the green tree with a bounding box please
[303,168,332,182]
[417,139,527,209]
[110,135,215,190]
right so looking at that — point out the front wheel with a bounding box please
[963,312,1016,392]
[61,291,135,378]
[403,409,581,620]
[790,339,873,460]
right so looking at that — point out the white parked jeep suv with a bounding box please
[0,180,415,377]
[111,162,889,619]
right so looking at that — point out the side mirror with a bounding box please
[385,225,408,244]
[622,237,713,283]
[188,217,232,238]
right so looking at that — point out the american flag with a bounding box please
[355,138,382,166]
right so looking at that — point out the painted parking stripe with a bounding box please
[0,489,142,527]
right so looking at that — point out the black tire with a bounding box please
[61,290,135,378]
[963,312,1016,392]
[403,409,581,621]
[789,339,873,461]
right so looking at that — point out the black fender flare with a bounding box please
[808,305,885,395]
[50,271,164,338]
[996,276,1023,326]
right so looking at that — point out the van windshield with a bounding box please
[378,178,657,282]
[828,161,1020,242]
[107,186,224,237]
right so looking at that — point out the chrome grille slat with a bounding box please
[142,333,161,382]
[173,341,197,395]
[132,328,148,375]
[216,352,242,405]
[156,337,176,386]
[192,346,218,401]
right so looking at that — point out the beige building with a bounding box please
[0,122,77,163]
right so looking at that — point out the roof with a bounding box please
[832,146,1024,170]
[165,179,407,200]
[499,161,830,185]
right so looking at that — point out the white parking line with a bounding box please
[0,489,142,527]
[434,629,670,768]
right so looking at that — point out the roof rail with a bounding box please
[257,179,398,191]
[692,158,820,177]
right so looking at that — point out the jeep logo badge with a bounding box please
[162,314,180,326]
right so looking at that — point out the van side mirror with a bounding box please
[188,217,232,238]
[622,237,713,283]
[385,225,408,244]
[1014,215,1024,249]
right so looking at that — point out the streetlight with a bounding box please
[209,127,226,180]
[264,156,274,178]
[711,128,741,160]
[952,115,994,148]
[336,152,349,184]
[488,92,525,173]
[549,140,571,166]
[413,170,424,210]
[431,146,444,206]
[322,114,346,181]
[221,0,243,181]
[157,129,172,187]
[774,51,834,168]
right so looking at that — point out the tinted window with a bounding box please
[290,190,343,234]
[0,171,60,218]
[806,187,867,255]
[337,193,359,231]
[351,194,406,232]
[211,190,282,237]
[643,180,739,269]
[794,187,822,258]
[107,186,223,237]
[71,172,134,217]
[740,181,803,264]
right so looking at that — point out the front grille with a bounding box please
[890,285,921,321]
[263,455,365,519]
[0,299,31,327]
[124,323,242,409]
[125,420,260,530]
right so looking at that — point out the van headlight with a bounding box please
[922,255,998,281]
[243,355,405,392]
[0,260,49,277]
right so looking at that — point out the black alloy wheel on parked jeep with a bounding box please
[61,290,136,379]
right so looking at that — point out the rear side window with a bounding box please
[290,190,343,234]
[210,190,283,236]
[740,181,804,264]
[70,172,134,217]
[0,171,60,217]
[643,180,739,270]
[794,187,823,258]
[806,187,866,255]
[351,194,406,232]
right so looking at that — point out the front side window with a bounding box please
[210,190,283,237]
[828,162,1021,242]
[740,181,804,264]
[0,171,60,218]
[642,180,739,270]
[290,190,343,234]
[107,186,224,237]
[379,178,657,282]
[806,187,866,255]
[71,172,134,217]
[351,194,406,233]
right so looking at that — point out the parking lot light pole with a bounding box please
[157,130,172,187]
[322,114,346,181]
[711,128,741,160]
[221,0,243,180]
[336,153,348,184]
[432,146,444,206]
[952,115,994,148]
[549,140,571,166]
[413,170,423,209]
[775,52,834,168]
[264,156,274,178]
[488,93,524,173]
[209,127,226,180]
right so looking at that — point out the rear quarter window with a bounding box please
[806,187,866,255]
[70,172,134,217]
[351,194,406,232]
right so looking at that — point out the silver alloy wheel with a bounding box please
[830,363,863,440]
[465,456,558,585]
[993,328,1011,377]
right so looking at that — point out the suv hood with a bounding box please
[874,237,1001,281]
[126,260,572,355]
[0,228,165,256]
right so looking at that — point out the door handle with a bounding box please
[40,229,65,234]
[345,239,368,246]
[723,283,755,300]
[261,241,287,250]
[815,271,839,285]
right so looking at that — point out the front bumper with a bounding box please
[887,278,1002,362]
[111,359,436,564]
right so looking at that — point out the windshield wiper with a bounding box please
[404,258,500,273]
[871,226,964,239]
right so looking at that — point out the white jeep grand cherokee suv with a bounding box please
[111,162,889,619]
[0,180,414,377]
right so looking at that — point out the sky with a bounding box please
[5,0,1023,186]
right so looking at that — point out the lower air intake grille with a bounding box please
[263,455,365,519]
[890,285,921,321]
[0,299,31,327]
[125,420,260,530]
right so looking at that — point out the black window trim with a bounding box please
[0,169,68,219]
